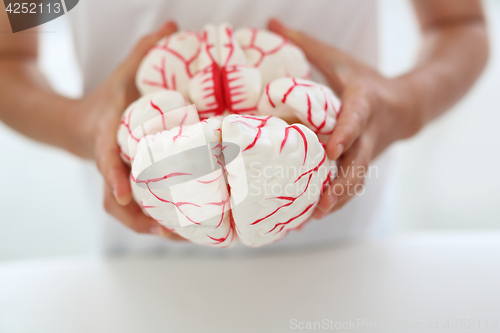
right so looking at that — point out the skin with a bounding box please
[0,0,488,237]
[267,0,489,219]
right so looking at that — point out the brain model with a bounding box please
[117,23,341,247]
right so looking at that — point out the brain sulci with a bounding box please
[117,23,341,247]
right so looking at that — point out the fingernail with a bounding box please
[150,224,173,238]
[113,189,119,202]
[150,225,162,236]
[329,194,338,210]
[317,202,329,213]
[312,209,325,220]
[271,19,293,36]
[318,194,337,213]
[334,144,344,160]
[163,21,176,30]
[114,190,131,206]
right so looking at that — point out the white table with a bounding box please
[1,232,500,333]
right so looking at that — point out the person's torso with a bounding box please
[67,0,378,93]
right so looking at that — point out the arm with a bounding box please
[403,0,488,126]
[0,10,83,155]
[0,6,182,238]
[268,0,488,217]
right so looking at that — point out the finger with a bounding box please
[267,18,345,92]
[326,84,371,160]
[118,20,178,80]
[312,182,337,220]
[96,114,132,206]
[103,183,155,233]
[315,134,372,217]
[268,18,338,67]
[312,208,326,220]
[103,184,185,241]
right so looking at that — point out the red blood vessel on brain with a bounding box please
[117,23,341,247]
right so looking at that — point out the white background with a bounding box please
[1,0,499,261]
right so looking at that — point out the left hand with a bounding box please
[74,21,186,239]
[268,19,422,219]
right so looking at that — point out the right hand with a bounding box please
[73,21,185,240]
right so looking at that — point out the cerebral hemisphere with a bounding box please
[117,23,342,247]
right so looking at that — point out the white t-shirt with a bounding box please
[68,0,391,255]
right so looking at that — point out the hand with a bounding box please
[268,19,422,219]
[73,21,185,240]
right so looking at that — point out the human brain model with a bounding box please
[117,23,341,247]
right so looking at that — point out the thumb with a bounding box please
[268,18,345,92]
[118,21,178,81]
[267,19,334,71]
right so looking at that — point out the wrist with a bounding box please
[386,74,426,140]
[62,98,96,159]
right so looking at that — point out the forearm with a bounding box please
[0,58,84,156]
[396,15,488,134]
